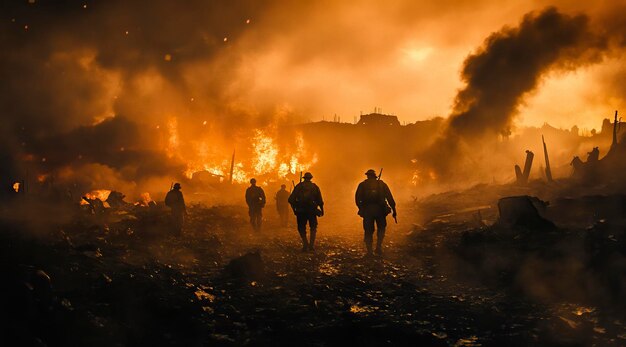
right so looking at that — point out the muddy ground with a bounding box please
[1,199,625,346]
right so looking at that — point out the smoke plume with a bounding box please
[426,7,608,179]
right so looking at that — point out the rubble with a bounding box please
[223,251,265,279]
[496,196,554,229]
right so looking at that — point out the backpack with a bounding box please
[362,180,383,204]
[296,182,316,207]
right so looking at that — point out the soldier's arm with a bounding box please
[260,188,266,203]
[355,183,362,207]
[383,182,396,210]
[316,185,324,207]
[288,185,298,205]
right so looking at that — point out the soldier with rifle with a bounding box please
[289,172,324,252]
[355,169,396,256]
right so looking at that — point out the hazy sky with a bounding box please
[2,0,625,136]
[2,0,626,191]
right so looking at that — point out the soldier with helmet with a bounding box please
[246,178,266,232]
[355,169,396,256]
[289,172,324,252]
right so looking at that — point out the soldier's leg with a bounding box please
[172,211,183,236]
[375,216,387,255]
[363,217,375,254]
[296,214,308,251]
[256,209,263,231]
[308,214,318,251]
[248,209,255,230]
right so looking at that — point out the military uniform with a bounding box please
[355,170,396,255]
[246,180,266,232]
[165,184,186,236]
[289,173,324,251]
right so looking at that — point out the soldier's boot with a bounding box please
[300,232,309,252]
[375,241,383,256]
[365,241,373,256]
[308,229,317,252]
[375,229,385,256]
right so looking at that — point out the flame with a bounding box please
[181,129,317,184]
[135,192,154,206]
[12,182,20,192]
[253,130,278,174]
[80,189,111,205]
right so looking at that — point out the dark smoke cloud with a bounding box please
[0,0,275,193]
[27,116,185,181]
[449,7,605,138]
[426,7,609,178]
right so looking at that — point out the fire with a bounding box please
[182,129,317,184]
[253,130,279,174]
[12,182,20,192]
[136,192,154,206]
[81,189,111,205]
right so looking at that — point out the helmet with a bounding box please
[173,182,181,189]
[365,169,377,177]
[303,172,313,179]
[250,178,257,184]
[280,184,286,189]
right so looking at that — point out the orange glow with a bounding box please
[182,129,317,184]
[252,130,279,174]
[167,117,179,158]
[136,192,154,206]
[81,189,111,205]
[12,182,20,192]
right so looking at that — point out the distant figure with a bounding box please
[275,184,290,227]
[165,183,186,236]
[289,172,324,252]
[355,169,396,256]
[571,156,584,177]
[587,147,600,162]
[246,178,266,232]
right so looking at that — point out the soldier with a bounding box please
[355,169,397,256]
[289,172,324,252]
[275,184,290,227]
[245,178,266,232]
[165,182,186,236]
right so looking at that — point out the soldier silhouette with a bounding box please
[355,169,396,256]
[245,178,266,232]
[165,183,187,236]
[289,172,324,252]
[275,184,290,227]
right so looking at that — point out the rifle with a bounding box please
[299,171,303,183]
[377,168,383,180]
[169,182,174,191]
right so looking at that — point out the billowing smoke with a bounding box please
[425,7,608,179]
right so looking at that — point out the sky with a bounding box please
[2,0,626,192]
[2,0,625,133]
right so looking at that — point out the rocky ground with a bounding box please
[1,201,625,346]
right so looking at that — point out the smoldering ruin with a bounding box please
[1,1,626,346]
